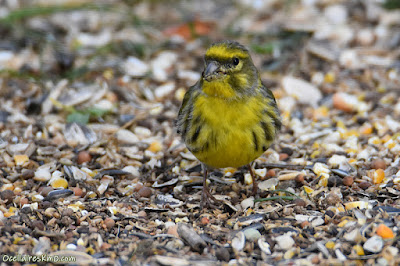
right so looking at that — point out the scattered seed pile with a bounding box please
[0,0,400,265]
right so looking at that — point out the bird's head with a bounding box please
[201,41,258,98]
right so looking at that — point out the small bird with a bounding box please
[176,41,281,207]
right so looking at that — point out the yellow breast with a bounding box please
[188,93,271,168]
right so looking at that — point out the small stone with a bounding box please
[279,153,289,161]
[358,182,371,190]
[215,247,230,262]
[294,198,306,207]
[61,216,74,226]
[342,176,354,186]
[122,56,149,77]
[300,221,310,228]
[104,217,115,230]
[371,159,386,170]
[32,220,45,231]
[363,235,383,253]
[167,225,179,238]
[77,151,91,164]
[282,76,322,107]
[200,216,209,225]
[73,187,83,197]
[265,169,275,178]
[0,190,14,204]
[138,210,147,218]
[333,92,362,113]
[20,197,29,206]
[101,243,112,251]
[311,255,320,264]
[295,174,305,184]
[243,228,261,242]
[21,169,35,179]
[138,187,152,198]
[275,233,295,250]
[62,208,74,217]
[134,183,143,192]
[154,82,175,100]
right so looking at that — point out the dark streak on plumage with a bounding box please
[252,131,258,151]
[191,126,201,143]
[262,145,267,151]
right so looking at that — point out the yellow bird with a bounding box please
[176,41,281,207]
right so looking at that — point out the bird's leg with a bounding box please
[201,164,220,208]
[249,163,258,196]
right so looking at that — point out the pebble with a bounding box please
[77,151,91,164]
[73,187,84,197]
[265,169,276,178]
[333,92,366,113]
[138,187,152,198]
[324,5,348,24]
[200,216,209,225]
[20,197,29,206]
[62,208,74,217]
[370,159,386,170]
[363,235,383,253]
[282,76,322,107]
[275,233,295,250]
[342,176,354,186]
[243,228,261,242]
[279,153,289,161]
[104,217,115,230]
[358,181,371,190]
[295,174,305,184]
[122,56,149,77]
[0,190,14,204]
[137,210,147,218]
[167,225,179,238]
[154,82,175,100]
[32,220,45,230]
[215,247,230,262]
[21,169,35,179]
[294,198,306,207]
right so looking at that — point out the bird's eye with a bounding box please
[233,57,239,65]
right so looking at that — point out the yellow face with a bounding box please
[201,42,256,98]
[203,43,248,81]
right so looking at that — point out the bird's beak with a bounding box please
[203,61,219,79]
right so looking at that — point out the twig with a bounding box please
[254,196,296,202]
[258,163,305,170]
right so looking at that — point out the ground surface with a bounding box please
[0,0,400,265]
